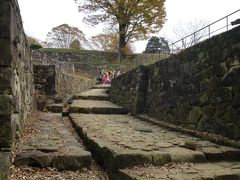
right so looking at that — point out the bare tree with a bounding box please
[45,24,86,49]
[172,19,208,49]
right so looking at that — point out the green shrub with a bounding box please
[30,44,43,50]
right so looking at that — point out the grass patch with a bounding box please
[63,73,93,80]
[40,48,117,55]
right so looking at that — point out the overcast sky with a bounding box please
[18,0,240,52]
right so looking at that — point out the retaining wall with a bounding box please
[32,51,95,109]
[110,26,240,139]
[0,0,34,148]
[38,49,162,63]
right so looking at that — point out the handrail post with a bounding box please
[208,25,211,38]
[226,16,229,30]
[193,32,196,45]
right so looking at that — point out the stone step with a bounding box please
[14,113,92,171]
[62,106,69,117]
[14,148,91,171]
[118,161,240,180]
[69,113,240,172]
[69,100,128,114]
[46,103,63,113]
[92,84,111,89]
[74,89,109,101]
[10,162,108,179]
[54,96,63,103]
[0,152,11,180]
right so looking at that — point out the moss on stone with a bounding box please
[202,105,216,117]
[220,106,239,123]
[0,95,13,116]
[232,84,240,97]
[188,106,203,124]
[197,119,207,131]
[0,38,11,66]
[199,91,209,105]
[0,115,12,148]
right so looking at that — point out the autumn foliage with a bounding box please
[75,0,166,60]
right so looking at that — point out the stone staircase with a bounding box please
[69,85,240,179]
[13,113,92,171]
[11,84,240,179]
[70,85,127,115]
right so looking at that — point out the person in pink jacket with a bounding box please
[104,72,110,84]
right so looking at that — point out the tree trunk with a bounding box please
[118,23,126,62]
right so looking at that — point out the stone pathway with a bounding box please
[70,87,128,114]
[119,162,240,180]
[70,100,128,114]
[74,89,110,100]
[46,103,63,113]
[0,152,11,179]
[10,163,108,180]
[9,90,109,179]
[69,84,240,179]
[13,113,92,171]
[8,84,240,179]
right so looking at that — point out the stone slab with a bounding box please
[119,161,240,180]
[136,114,240,149]
[46,103,63,113]
[70,114,240,171]
[74,89,109,100]
[14,113,92,170]
[0,152,11,180]
[92,84,111,89]
[69,100,128,114]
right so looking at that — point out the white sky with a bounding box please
[18,0,240,52]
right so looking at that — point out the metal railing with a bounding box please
[170,9,240,54]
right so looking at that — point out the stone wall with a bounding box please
[110,26,240,139]
[32,49,134,79]
[0,0,33,148]
[56,73,95,101]
[110,65,149,114]
[38,49,162,63]
[33,65,55,109]
[40,49,118,63]
[32,51,95,109]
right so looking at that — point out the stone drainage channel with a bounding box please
[5,84,240,180]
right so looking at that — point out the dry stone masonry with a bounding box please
[34,48,162,78]
[69,84,240,179]
[110,26,240,139]
[32,50,95,110]
[38,48,161,64]
[2,0,240,179]
[0,0,34,178]
[0,0,34,149]
[33,65,56,110]
[0,0,95,178]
